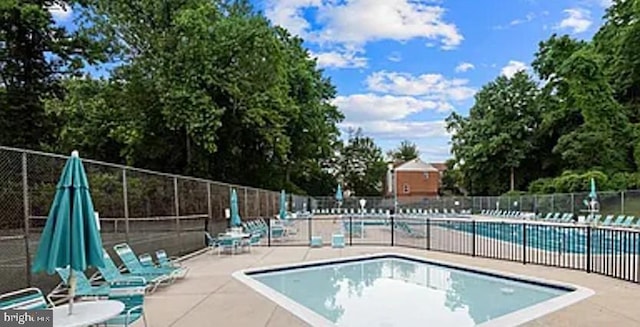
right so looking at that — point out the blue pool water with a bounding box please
[249,256,571,326]
[441,221,640,254]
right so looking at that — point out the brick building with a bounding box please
[383,158,446,199]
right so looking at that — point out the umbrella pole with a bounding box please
[68,269,75,315]
[68,176,75,316]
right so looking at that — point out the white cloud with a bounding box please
[340,120,450,139]
[311,50,367,68]
[388,52,402,62]
[455,62,474,73]
[333,93,451,122]
[266,0,463,51]
[595,0,612,8]
[48,3,72,21]
[365,71,476,101]
[556,8,592,34]
[495,12,535,30]
[501,60,528,78]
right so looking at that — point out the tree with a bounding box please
[42,0,343,196]
[447,71,541,194]
[0,0,108,149]
[338,129,387,196]
[388,140,420,162]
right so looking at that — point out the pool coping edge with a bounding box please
[232,251,595,327]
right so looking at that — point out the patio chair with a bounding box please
[113,243,182,279]
[609,215,626,226]
[332,234,345,248]
[205,232,218,250]
[51,267,109,302]
[271,226,286,241]
[105,278,148,327]
[0,287,50,310]
[599,215,614,226]
[216,236,239,256]
[618,216,635,228]
[95,249,170,293]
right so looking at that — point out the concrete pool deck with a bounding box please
[134,245,640,327]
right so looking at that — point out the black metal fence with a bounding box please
[0,146,314,294]
[261,216,640,284]
[313,190,640,217]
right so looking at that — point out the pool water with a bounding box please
[249,256,572,326]
[442,221,640,254]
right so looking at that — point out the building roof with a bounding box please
[431,163,447,172]
[394,158,439,172]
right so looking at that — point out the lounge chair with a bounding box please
[0,288,50,310]
[113,243,182,279]
[618,216,635,228]
[51,267,110,302]
[95,249,170,293]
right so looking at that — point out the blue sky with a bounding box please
[258,0,612,163]
[49,0,612,163]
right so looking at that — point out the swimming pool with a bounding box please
[440,220,640,254]
[233,254,593,326]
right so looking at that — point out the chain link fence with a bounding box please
[314,191,640,217]
[0,146,312,293]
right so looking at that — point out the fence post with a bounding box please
[621,191,625,215]
[426,218,431,250]
[570,193,575,214]
[522,223,527,264]
[173,177,181,250]
[243,188,248,219]
[586,226,591,273]
[267,217,271,246]
[349,216,353,246]
[122,169,130,243]
[206,182,212,235]
[22,152,31,287]
[390,214,395,246]
[471,220,476,257]
[308,216,313,246]
[253,189,261,217]
[519,195,523,212]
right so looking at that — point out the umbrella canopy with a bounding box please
[32,151,104,274]
[230,189,242,227]
[279,190,287,220]
[589,178,597,199]
[335,184,343,202]
[31,151,104,314]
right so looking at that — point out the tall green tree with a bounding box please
[338,129,387,196]
[447,71,541,194]
[0,0,108,148]
[387,140,420,162]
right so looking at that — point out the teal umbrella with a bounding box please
[32,151,104,314]
[589,178,597,199]
[335,184,343,202]
[230,188,242,227]
[279,190,287,220]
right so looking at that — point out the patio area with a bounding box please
[136,245,640,327]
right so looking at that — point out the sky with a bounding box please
[48,0,613,164]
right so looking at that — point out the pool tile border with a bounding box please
[233,252,595,327]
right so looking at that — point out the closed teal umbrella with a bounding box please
[335,184,343,202]
[279,190,287,220]
[32,151,104,314]
[589,178,597,199]
[230,189,242,227]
